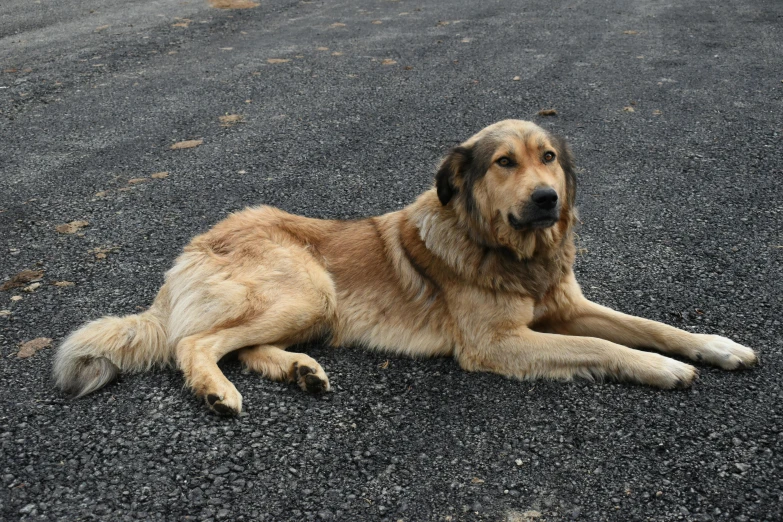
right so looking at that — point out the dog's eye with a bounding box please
[496,157,514,167]
[543,151,556,163]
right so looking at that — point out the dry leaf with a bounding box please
[623,30,639,35]
[94,191,108,197]
[538,109,557,116]
[623,106,635,112]
[3,68,18,73]
[17,337,52,358]
[461,37,472,43]
[219,114,245,126]
[316,46,329,51]
[436,21,450,26]
[172,22,190,28]
[170,139,203,150]
[267,58,290,64]
[220,47,234,51]
[652,109,662,115]
[54,281,75,287]
[471,477,485,484]
[151,171,169,179]
[331,52,343,56]
[330,22,346,28]
[22,283,41,293]
[10,295,22,301]
[90,246,119,259]
[56,220,89,234]
[95,25,111,32]
[1,269,44,291]
[128,178,147,184]
[512,76,521,81]
[403,66,413,70]
[381,59,397,65]
[209,0,259,8]
[378,360,390,369]
[371,20,382,24]
[0,310,10,317]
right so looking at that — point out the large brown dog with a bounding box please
[54,120,757,415]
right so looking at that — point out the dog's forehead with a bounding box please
[462,120,548,149]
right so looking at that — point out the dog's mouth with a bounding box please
[508,212,559,230]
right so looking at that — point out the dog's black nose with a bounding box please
[531,188,558,210]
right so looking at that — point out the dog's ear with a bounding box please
[435,146,472,206]
[551,135,577,207]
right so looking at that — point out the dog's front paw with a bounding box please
[694,335,758,370]
[646,355,698,389]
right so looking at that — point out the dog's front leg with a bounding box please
[542,298,758,370]
[455,330,698,389]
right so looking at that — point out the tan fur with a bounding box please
[53,120,758,415]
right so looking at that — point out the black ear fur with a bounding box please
[435,146,472,205]
[551,135,577,207]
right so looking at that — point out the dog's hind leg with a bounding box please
[238,345,330,393]
[176,327,256,416]
[177,285,334,414]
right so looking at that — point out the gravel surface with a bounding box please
[1,0,782,520]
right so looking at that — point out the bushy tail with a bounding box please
[53,308,170,398]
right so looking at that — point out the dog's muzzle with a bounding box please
[509,188,561,230]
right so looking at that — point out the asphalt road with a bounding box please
[1,0,782,520]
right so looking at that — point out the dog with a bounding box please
[53,120,758,415]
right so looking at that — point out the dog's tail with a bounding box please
[53,291,171,398]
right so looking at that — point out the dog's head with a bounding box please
[435,120,576,252]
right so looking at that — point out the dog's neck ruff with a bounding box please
[408,190,574,298]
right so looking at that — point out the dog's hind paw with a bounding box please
[203,386,243,416]
[695,335,758,370]
[291,361,330,394]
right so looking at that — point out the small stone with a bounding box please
[655,491,663,497]
[19,504,36,514]
[734,463,750,472]
[22,282,41,292]
[11,295,22,301]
